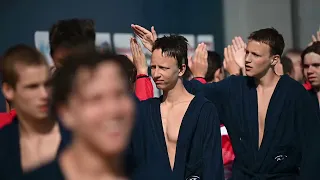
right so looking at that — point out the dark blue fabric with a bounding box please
[0,117,71,180]
[183,75,320,180]
[129,95,224,180]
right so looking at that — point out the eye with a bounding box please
[159,66,169,70]
[252,52,260,57]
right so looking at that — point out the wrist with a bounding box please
[231,69,241,76]
[136,74,149,79]
[192,73,206,78]
[137,69,148,75]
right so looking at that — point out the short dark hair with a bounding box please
[301,42,320,64]
[50,50,129,118]
[55,38,96,68]
[49,18,96,56]
[115,55,137,89]
[280,56,293,75]
[152,35,188,69]
[1,44,47,88]
[248,28,285,56]
[205,51,223,82]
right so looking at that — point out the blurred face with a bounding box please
[61,62,135,156]
[287,53,303,82]
[3,64,50,120]
[245,40,278,78]
[151,49,186,91]
[303,52,320,88]
[51,47,71,68]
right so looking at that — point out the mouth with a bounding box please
[154,80,164,85]
[308,77,317,81]
[39,105,48,112]
[245,65,252,70]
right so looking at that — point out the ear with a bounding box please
[271,55,280,66]
[214,68,222,82]
[57,104,75,130]
[178,64,187,77]
[2,83,15,102]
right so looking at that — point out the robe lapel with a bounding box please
[149,98,172,172]
[246,77,259,163]
[149,96,204,179]
[254,75,288,170]
[172,96,204,179]
[7,117,23,177]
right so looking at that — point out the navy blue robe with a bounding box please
[22,160,64,180]
[129,95,224,180]
[308,89,319,109]
[0,117,71,180]
[184,74,320,179]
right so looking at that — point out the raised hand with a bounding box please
[223,45,242,76]
[130,37,148,75]
[308,31,320,46]
[189,43,208,78]
[231,36,246,69]
[131,24,157,52]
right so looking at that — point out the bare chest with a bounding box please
[160,102,191,169]
[257,90,274,147]
[20,133,61,172]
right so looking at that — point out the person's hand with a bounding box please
[308,31,320,46]
[223,45,242,75]
[231,36,246,69]
[189,43,208,78]
[131,24,157,52]
[130,37,148,75]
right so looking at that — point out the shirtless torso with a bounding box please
[20,125,61,172]
[160,94,194,169]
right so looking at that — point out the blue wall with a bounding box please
[0,0,224,54]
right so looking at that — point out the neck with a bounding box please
[17,111,57,137]
[60,137,125,179]
[162,78,190,103]
[255,70,280,89]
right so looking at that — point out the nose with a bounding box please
[40,86,49,99]
[152,67,161,78]
[307,66,314,75]
[245,53,251,63]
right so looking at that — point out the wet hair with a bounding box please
[1,44,47,88]
[301,42,320,64]
[205,51,223,82]
[49,18,96,56]
[248,28,285,56]
[152,35,188,69]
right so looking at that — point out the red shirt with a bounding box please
[303,81,312,90]
[135,74,154,101]
[0,109,16,129]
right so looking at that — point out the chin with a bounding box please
[310,82,320,87]
[34,113,48,120]
[100,144,126,157]
[245,71,255,77]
